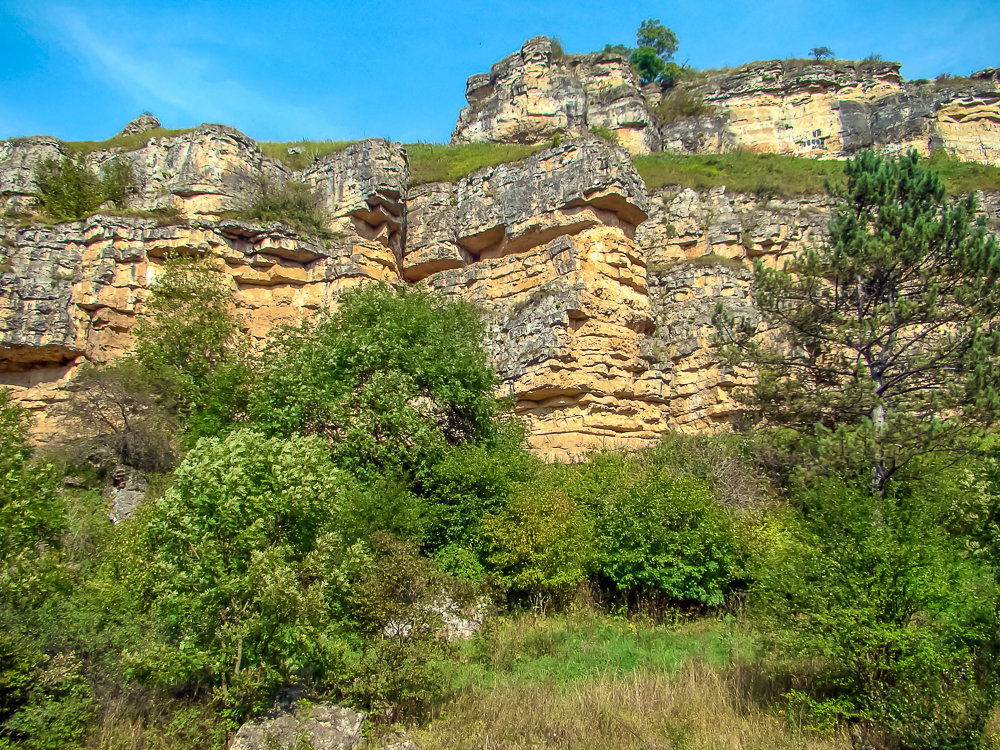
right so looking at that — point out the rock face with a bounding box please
[230,703,366,750]
[452,37,661,155]
[455,41,1000,165]
[660,60,1000,164]
[3,51,1000,458]
[115,114,161,138]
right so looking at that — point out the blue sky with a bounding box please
[1,0,997,144]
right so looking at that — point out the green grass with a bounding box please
[634,151,1000,197]
[445,612,745,692]
[405,142,548,185]
[259,140,355,170]
[634,152,846,197]
[63,128,197,154]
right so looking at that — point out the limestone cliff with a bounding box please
[452,39,1000,165]
[3,41,1000,459]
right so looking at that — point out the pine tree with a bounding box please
[720,150,1000,491]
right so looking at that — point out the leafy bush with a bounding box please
[236,174,328,235]
[134,253,249,437]
[248,283,502,482]
[133,430,354,718]
[481,486,594,602]
[563,451,742,605]
[33,154,134,221]
[752,475,999,747]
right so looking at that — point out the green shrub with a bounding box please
[236,174,328,235]
[32,154,134,221]
[481,486,594,602]
[134,430,355,719]
[751,475,999,747]
[134,253,249,437]
[563,451,742,605]
[248,284,503,482]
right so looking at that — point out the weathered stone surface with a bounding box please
[452,37,660,154]
[659,60,1000,164]
[302,138,408,253]
[230,703,365,750]
[404,138,649,281]
[0,136,63,212]
[0,214,398,441]
[115,114,161,138]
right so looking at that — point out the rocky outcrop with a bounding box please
[115,114,161,138]
[0,136,63,212]
[456,42,1000,165]
[452,37,661,155]
[231,704,366,750]
[660,61,1000,164]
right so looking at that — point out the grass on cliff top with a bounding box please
[63,127,197,154]
[259,140,355,170]
[634,150,1000,198]
[406,141,548,185]
[364,612,849,750]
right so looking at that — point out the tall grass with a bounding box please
[634,151,1000,197]
[64,128,197,154]
[259,140,355,170]
[379,612,849,750]
[406,142,547,185]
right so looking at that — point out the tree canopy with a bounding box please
[720,149,1000,491]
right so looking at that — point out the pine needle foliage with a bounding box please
[718,149,1000,491]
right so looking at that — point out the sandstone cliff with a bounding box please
[452,38,1000,165]
[3,41,999,459]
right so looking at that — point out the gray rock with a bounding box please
[230,703,366,750]
[115,114,161,138]
[105,465,148,522]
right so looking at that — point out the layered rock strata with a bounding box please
[3,115,999,457]
[453,39,1000,165]
[452,37,661,155]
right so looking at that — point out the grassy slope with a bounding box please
[634,150,1000,198]
[259,140,355,170]
[405,142,547,185]
[368,612,850,750]
[63,128,197,154]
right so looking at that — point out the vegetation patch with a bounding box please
[259,139,355,170]
[657,86,718,123]
[235,174,328,235]
[633,150,1000,197]
[406,142,548,185]
[63,127,196,154]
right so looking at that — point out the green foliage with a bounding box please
[719,150,1000,491]
[481,487,594,601]
[587,125,618,144]
[134,253,249,437]
[564,452,741,605]
[752,476,999,746]
[63,127,195,155]
[630,18,679,84]
[405,142,546,185]
[0,391,66,605]
[237,174,328,236]
[248,283,502,481]
[32,154,135,221]
[809,46,835,60]
[346,534,462,718]
[135,430,353,717]
[633,149,1000,197]
[258,140,354,170]
[420,422,535,554]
